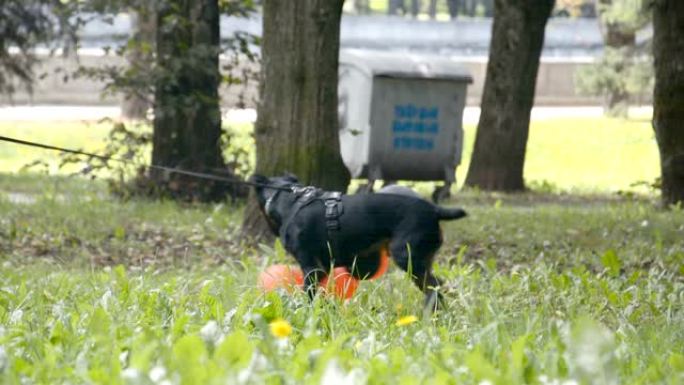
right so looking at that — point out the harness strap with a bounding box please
[279,188,345,261]
[323,192,343,231]
[322,192,344,258]
[279,186,322,237]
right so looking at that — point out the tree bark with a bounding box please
[151,0,229,201]
[241,0,351,241]
[409,0,420,18]
[354,0,370,14]
[481,0,494,17]
[596,0,636,114]
[121,9,155,121]
[464,0,554,191]
[388,0,405,15]
[653,0,684,206]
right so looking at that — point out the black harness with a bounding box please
[279,186,344,251]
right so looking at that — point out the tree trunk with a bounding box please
[597,0,636,115]
[481,0,494,17]
[445,0,459,19]
[241,0,351,241]
[653,0,684,206]
[409,0,420,18]
[121,9,154,120]
[388,0,405,15]
[354,0,370,14]
[462,0,476,17]
[429,0,438,19]
[151,0,229,202]
[464,0,554,191]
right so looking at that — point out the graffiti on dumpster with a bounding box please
[392,104,439,151]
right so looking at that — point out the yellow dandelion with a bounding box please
[395,315,418,326]
[269,319,292,338]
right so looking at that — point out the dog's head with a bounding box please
[250,173,301,235]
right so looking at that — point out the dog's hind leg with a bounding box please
[389,236,444,311]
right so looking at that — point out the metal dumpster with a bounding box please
[338,49,473,201]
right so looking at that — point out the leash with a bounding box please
[0,134,292,191]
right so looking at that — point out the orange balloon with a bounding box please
[369,246,391,280]
[320,267,360,299]
[258,264,359,299]
[258,264,304,292]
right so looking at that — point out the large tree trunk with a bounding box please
[653,0,684,206]
[151,0,229,201]
[241,0,351,241]
[464,0,554,191]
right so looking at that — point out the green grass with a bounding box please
[1,174,683,384]
[0,121,112,174]
[521,117,659,193]
[453,116,659,194]
[0,116,659,194]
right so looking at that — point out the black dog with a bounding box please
[251,174,466,309]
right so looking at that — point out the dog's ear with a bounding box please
[283,172,299,183]
[249,174,269,186]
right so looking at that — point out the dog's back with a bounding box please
[377,184,423,199]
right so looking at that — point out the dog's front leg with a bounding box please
[421,273,446,312]
[301,264,325,301]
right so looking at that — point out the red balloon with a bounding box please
[320,267,360,299]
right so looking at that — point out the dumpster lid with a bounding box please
[340,49,473,82]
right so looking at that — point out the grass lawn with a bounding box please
[0,171,683,384]
[0,116,659,193]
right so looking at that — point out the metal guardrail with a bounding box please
[76,14,650,57]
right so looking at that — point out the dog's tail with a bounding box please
[435,206,467,221]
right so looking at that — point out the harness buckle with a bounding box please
[324,195,343,231]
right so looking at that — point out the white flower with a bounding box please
[275,336,289,350]
[567,320,617,385]
[200,320,222,345]
[0,345,8,372]
[9,309,23,324]
[353,332,376,357]
[320,360,367,385]
[75,350,88,374]
[237,351,269,384]
[100,290,113,310]
[539,375,562,385]
[52,301,66,319]
[149,366,167,382]
[223,308,237,325]
[122,368,144,384]
[478,380,493,385]
[119,350,129,366]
